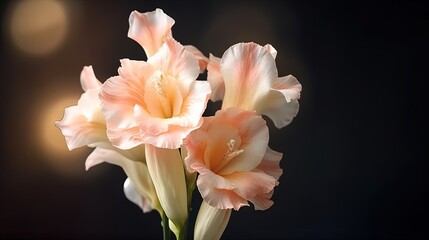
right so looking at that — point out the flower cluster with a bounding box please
[56,8,301,240]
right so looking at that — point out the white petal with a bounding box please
[263,44,277,59]
[124,178,153,213]
[255,75,301,128]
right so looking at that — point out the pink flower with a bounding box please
[55,66,161,213]
[184,107,281,210]
[128,8,208,72]
[207,42,302,128]
[99,38,211,149]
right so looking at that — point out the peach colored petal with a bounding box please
[257,147,283,180]
[194,201,231,240]
[145,145,188,228]
[226,171,276,201]
[185,108,276,210]
[248,190,274,210]
[184,45,209,73]
[55,106,106,150]
[124,178,153,213]
[147,38,200,96]
[221,42,277,110]
[132,81,210,149]
[206,54,224,102]
[272,75,302,102]
[216,42,302,128]
[197,171,248,210]
[118,58,155,83]
[105,125,143,150]
[254,75,301,128]
[184,126,210,173]
[100,40,210,149]
[128,9,174,58]
[215,108,269,175]
[143,72,183,119]
[55,89,107,150]
[176,81,211,127]
[77,89,105,123]
[263,43,277,59]
[99,61,153,149]
[80,65,102,91]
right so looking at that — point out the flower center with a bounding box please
[223,139,244,162]
[153,72,167,99]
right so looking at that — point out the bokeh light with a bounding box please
[10,0,68,56]
[38,93,92,177]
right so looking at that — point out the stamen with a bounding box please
[153,73,167,98]
[224,139,243,162]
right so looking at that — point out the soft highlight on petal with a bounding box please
[124,178,153,213]
[128,9,174,58]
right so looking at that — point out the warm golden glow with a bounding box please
[39,94,90,177]
[10,0,68,55]
[41,95,78,155]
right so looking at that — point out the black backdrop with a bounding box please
[0,1,427,239]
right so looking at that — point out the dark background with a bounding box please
[0,0,427,239]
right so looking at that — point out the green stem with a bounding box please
[162,211,171,240]
[178,218,188,240]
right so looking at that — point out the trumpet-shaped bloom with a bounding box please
[194,201,231,240]
[99,38,211,149]
[128,9,208,72]
[207,42,302,128]
[185,107,280,210]
[56,66,161,213]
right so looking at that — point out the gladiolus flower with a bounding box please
[207,42,302,128]
[185,107,279,210]
[55,66,161,213]
[194,201,231,240]
[99,38,211,149]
